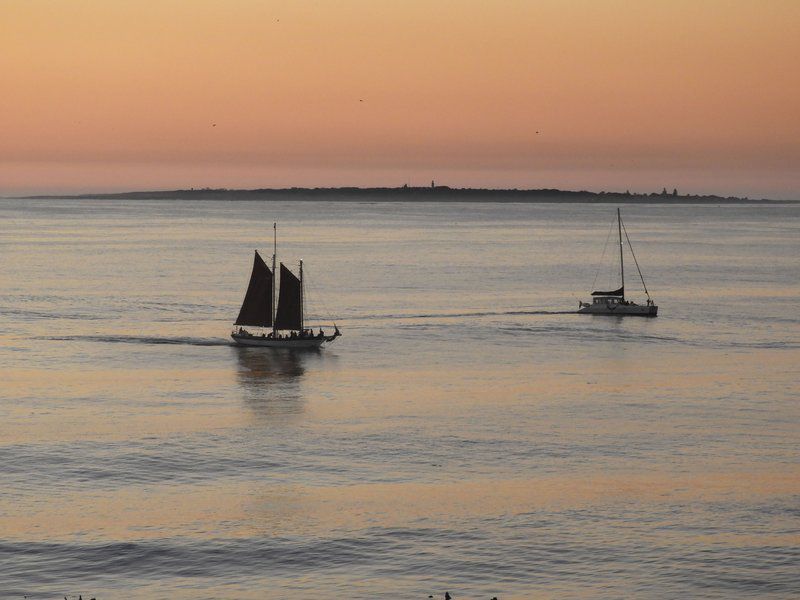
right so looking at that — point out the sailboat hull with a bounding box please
[578,303,658,317]
[231,333,338,348]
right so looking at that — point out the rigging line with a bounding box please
[590,215,617,293]
[304,285,324,323]
[621,219,651,300]
[302,264,336,324]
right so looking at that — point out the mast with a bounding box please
[272,222,277,336]
[299,259,304,332]
[618,207,625,299]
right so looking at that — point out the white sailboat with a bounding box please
[578,208,658,317]
[231,224,341,347]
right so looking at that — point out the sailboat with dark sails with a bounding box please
[231,224,341,347]
[578,208,658,317]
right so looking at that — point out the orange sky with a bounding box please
[2,0,799,197]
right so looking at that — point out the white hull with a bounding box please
[578,303,657,317]
[231,333,338,348]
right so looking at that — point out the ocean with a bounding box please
[1,198,798,599]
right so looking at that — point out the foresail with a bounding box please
[235,251,273,326]
[274,263,302,330]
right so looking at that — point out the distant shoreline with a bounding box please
[13,186,798,203]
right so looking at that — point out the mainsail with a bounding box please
[591,286,624,297]
[274,263,302,330]
[235,251,273,326]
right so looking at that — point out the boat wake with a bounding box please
[348,310,578,321]
[38,335,234,347]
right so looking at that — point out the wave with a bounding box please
[496,325,800,350]
[0,307,106,321]
[0,529,443,584]
[2,526,798,597]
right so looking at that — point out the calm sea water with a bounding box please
[1,198,798,599]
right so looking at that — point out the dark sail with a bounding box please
[235,251,273,326]
[274,263,302,330]
[591,286,624,297]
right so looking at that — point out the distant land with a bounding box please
[18,185,797,203]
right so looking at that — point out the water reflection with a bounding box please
[234,348,312,422]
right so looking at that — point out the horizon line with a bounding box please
[10,184,798,203]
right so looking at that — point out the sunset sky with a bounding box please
[2,0,799,198]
